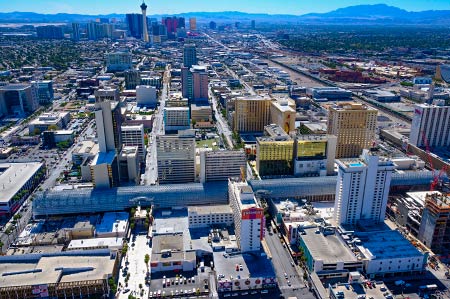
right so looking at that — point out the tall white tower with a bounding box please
[141,1,149,42]
[333,149,395,226]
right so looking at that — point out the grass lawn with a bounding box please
[196,138,219,150]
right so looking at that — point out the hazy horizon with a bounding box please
[0,0,449,15]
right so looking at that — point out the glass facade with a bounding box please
[296,140,327,160]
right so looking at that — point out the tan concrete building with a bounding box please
[327,102,377,158]
[270,99,296,133]
[233,96,271,133]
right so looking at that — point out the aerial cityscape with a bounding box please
[0,1,450,299]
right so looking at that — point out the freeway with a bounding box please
[264,229,314,299]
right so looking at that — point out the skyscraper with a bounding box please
[209,21,217,30]
[126,13,143,39]
[181,65,208,103]
[233,96,272,133]
[72,23,80,41]
[94,90,120,153]
[157,131,196,184]
[189,17,197,31]
[91,89,122,188]
[333,149,395,226]
[251,20,256,29]
[36,26,64,39]
[163,17,185,39]
[327,102,377,158]
[183,44,198,68]
[410,104,450,148]
[140,1,149,42]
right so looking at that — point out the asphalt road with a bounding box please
[142,68,169,186]
[264,231,315,299]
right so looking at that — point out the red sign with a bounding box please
[241,208,263,220]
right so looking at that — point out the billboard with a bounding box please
[241,207,264,220]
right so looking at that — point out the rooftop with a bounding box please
[188,205,233,216]
[330,281,393,299]
[67,237,123,250]
[95,212,128,235]
[214,251,276,282]
[355,229,424,260]
[74,141,99,155]
[0,162,43,203]
[0,251,115,288]
[91,151,116,165]
[301,227,358,264]
[0,84,30,91]
[330,102,377,112]
[121,124,144,131]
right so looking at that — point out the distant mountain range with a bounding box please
[1,4,450,25]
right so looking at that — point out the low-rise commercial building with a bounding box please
[95,212,129,238]
[298,224,427,279]
[28,112,71,134]
[0,162,45,216]
[0,251,117,299]
[307,87,352,101]
[364,89,401,102]
[188,205,234,229]
[150,233,196,273]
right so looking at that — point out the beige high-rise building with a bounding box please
[327,102,377,158]
[270,99,296,134]
[233,96,271,133]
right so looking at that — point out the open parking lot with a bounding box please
[148,269,210,298]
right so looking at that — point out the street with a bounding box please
[141,67,169,186]
[264,230,315,299]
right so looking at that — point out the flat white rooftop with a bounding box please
[0,251,115,287]
[0,162,43,203]
[67,237,123,250]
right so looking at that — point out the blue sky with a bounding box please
[0,0,448,15]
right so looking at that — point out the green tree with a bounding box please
[108,277,117,294]
[144,254,150,264]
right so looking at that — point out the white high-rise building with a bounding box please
[121,125,146,162]
[228,180,265,252]
[333,149,395,226]
[410,104,450,147]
